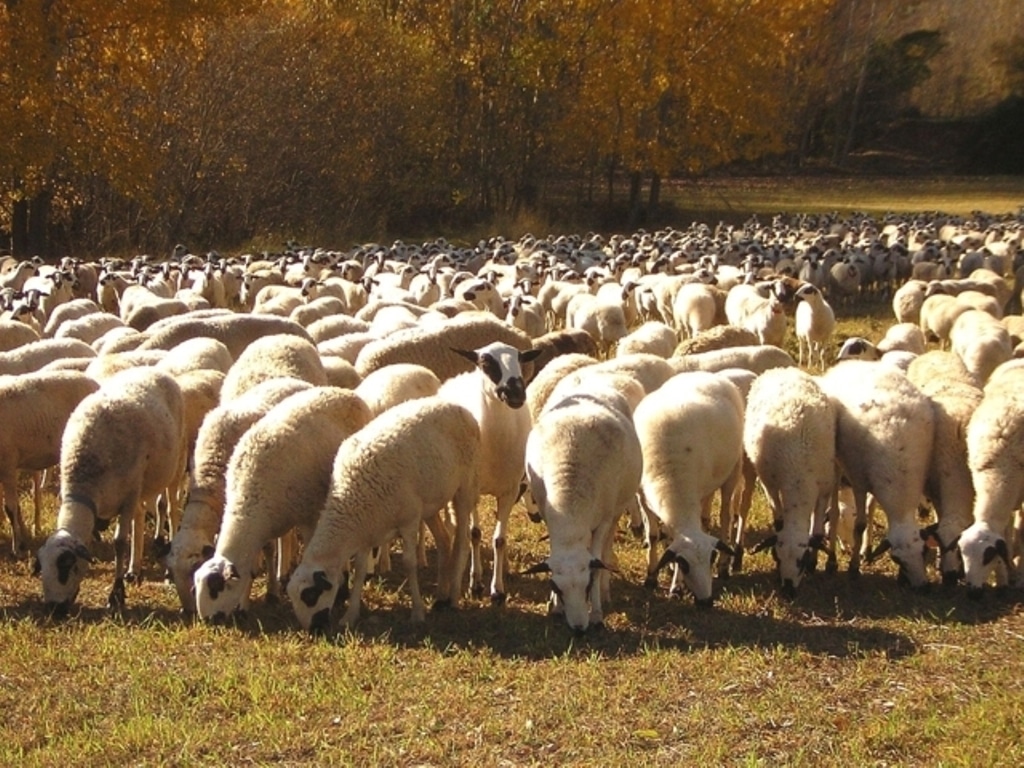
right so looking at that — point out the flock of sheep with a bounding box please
[2,207,1024,635]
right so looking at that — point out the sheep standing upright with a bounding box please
[34,367,187,614]
[958,367,1024,597]
[193,387,372,621]
[440,341,541,603]
[819,361,935,586]
[794,283,835,370]
[288,398,480,633]
[523,378,642,631]
[743,367,836,595]
[633,371,744,606]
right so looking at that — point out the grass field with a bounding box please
[3,181,1024,766]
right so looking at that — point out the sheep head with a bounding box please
[287,564,342,635]
[451,342,543,409]
[35,530,93,617]
[193,556,248,622]
[958,522,1011,598]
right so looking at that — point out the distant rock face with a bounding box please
[894,0,1021,116]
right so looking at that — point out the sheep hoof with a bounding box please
[490,591,507,607]
[264,592,280,605]
[643,575,658,590]
[470,584,485,600]
[732,551,744,572]
[432,598,452,612]
[108,578,126,612]
[669,586,684,600]
[824,558,838,575]
[941,571,960,589]
[123,571,140,585]
[848,563,860,580]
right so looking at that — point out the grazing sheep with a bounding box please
[166,377,313,613]
[353,363,441,418]
[673,325,758,356]
[193,387,372,621]
[919,293,971,348]
[892,279,928,324]
[819,361,935,586]
[876,323,928,356]
[794,283,835,370]
[439,342,542,603]
[949,309,1012,384]
[138,313,312,360]
[287,397,480,632]
[906,352,983,585]
[671,344,796,376]
[0,319,41,352]
[320,356,362,389]
[522,378,642,631]
[42,297,101,336]
[526,352,599,424]
[672,282,720,339]
[306,314,372,345]
[744,367,836,595]
[34,367,187,614]
[219,334,327,402]
[355,312,532,382]
[521,328,598,382]
[958,367,1024,597]
[634,371,744,606]
[0,338,96,375]
[0,371,100,553]
[616,321,677,359]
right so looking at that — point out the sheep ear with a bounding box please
[225,563,240,581]
[32,557,41,578]
[73,543,93,563]
[312,570,333,592]
[751,534,777,555]
[201,545,215,561]
[450,348,479,364]
[519,348,544,364]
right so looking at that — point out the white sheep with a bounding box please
[138,313,313,360]
[0,370,99,553]
[193,387,372,621]
[633,371,744,606]
[0,319,41,352]
[905,351,983,586]
[958,367,1024,597]
[724,283,786,347]
[919,293,971,348]
[522,378,642,631]
[671,282,719,339]
[526,352,599,424]
[949,309,1012,384]
[671,344,796,376]
[616,321,677,359]
[0,337,96,375]
[34,367,187,614]
[794,283,835,370]
[892,279,928,324]
[355,312,533,383]
[743,367,836,595]
[505,294,546,339]
[439,341,541,603]
[219,333,327,402]
[155,336,234,377]
[819,360,935,586]
[42,297,101,337]
[166,377,313,612]
[565,292,628,357]
[287,397,480,632]
[353,363,441,418]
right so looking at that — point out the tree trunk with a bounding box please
[628,170,642,227]
[648,172,661,217]
[11,197,29,257]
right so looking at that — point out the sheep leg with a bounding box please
[639,493,663,588]
[400,523,427,623]
[716,462,742,579]
[125,497,147,585]
[340,554,370,628]
[489,489,518,605]
[2,471,29,555]
[590,519,617,628]
[468,503,485,599]
[731,458,758,572]
[32,469,46,538]
[423,511,452,608]
[849,487,869,579]
[445,481,475,609]
[110,510,133,611]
